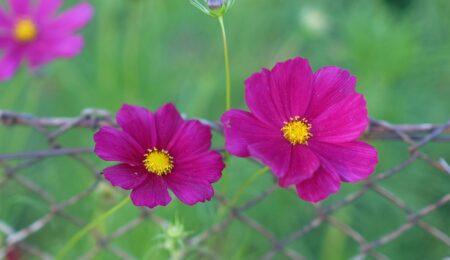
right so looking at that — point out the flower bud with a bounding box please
[207,0,225,9]
[190,0,235,18]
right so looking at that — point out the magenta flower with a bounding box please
[94,104,224,208]
[221,57,378,202]
[0,0,93,81]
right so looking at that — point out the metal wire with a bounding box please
[0,109,449,259]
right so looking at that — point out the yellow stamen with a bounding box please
[14,18,38,43]
[143,148,174,176]
[281,116,312,145]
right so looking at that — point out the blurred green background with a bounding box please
[1,0,449,259]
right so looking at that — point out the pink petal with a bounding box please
[245,57,314,126]
[296,167,340,203]
[26,36,84,69]
[93,126,145,165]
[0,36,11,47]
[26,43,54,69]
[27,47,53,69]
[0,50,21,81]
[52,35,84,58]
[173,151,224,183]
[0,8,11,27]
[305,66,357,119]
[49,3,93,34]
[116,104,157,150]
[278,146,320,187]
[221,109,279,157]
[247,138,291,178]
[165,173,214,205]
[310,141,378,182]
[154,103,183,148]
[35,0,62,19]
[311,94,368,143]
[167,120,212,158]
[130,175,171,208]
[245,69,283,126]
[269,57,314,118]
[8,0,30,16]
[103,164,148,190]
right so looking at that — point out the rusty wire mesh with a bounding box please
[0,109,449,260]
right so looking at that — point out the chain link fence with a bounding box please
[0,109,449,259]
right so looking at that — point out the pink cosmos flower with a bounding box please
[0,0,93,81]
[94,104,224,208]
[221,57,378,202]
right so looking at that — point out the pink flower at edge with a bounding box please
[0,0,93,81]
[94,103,225,208]
[221,57,378,203]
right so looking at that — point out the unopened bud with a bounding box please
[207,0,225,9]
[190,0,235,18]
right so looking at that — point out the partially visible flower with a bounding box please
[94,103,224,208]
[190,0,235,17]
[0,0,93,81]
[221,57,378,203]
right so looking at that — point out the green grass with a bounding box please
[1,0,449,259]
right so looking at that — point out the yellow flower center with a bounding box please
[14,18,38,43]
[143,148,174,176]
[281,116,312,145]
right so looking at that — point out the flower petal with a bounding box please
[0,50,21,81]
[173,151,224,183]
[245,57,314,126]
[103,164,148,190]
[248,139,291,178]
[154,103,183,148]
[165,173,214,205]
[27,48,53,69]
[311,94,368,143]
[0,36,11,47]
[26,36,84,69]
[167,120,212,158]
[221,109,279,157]
[130,175,171,208]
[310,141,378,182]
[296,167,340,203]
[245,69,283,126]
[35,0,62,20]
[0,8,11,27]
[306,66,357,119]
[278,146,320,187]
[8,0,29,16]
[52,35,84,57]
[49,3,93,34]
[269,57,314,118]
[116,104,157,150]
[93,126,145,165]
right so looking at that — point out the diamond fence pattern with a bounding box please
[0,109,449,260]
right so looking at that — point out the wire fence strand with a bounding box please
[0,109,449,259]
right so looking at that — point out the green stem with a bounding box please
[218,167,267,219]
[56,196,130,259]
[230,167,268,206]
[218,16,231,110]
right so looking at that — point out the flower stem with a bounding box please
[56,196,130,260]
[218,16,231,110]
[230,167,268,206]
[218,167,268,219]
